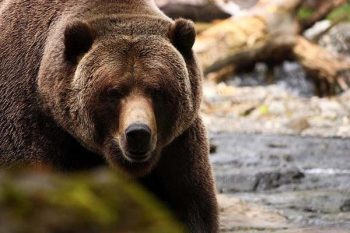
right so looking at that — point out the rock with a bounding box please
[285,117,310,133]
[340,199,350,212]
[218,194,290,232]
[211,132,350,232]
[304,20,332,41]
[202,79,350,137]
[254,169,305,191]
[319,23,350,55]
[210,141,218,154]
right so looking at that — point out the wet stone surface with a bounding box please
[211,132,350,232]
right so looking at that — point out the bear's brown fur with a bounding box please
[0,0,218,231]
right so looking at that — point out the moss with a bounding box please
[0,183,34,218]
[297,7,314,21]
[0,169,185,233]
[47,182,117,225]
[327,3,350,22]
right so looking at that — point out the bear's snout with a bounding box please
[118,95,157,163]
[125,123,152,160]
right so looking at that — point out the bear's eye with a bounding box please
[150,89,167,102]
[106,88,123,99]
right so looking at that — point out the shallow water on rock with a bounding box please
[211,132,350,232]
[226,62,315,97]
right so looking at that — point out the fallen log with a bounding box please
[159,3,230,22]
[193,0,350,94]
[194,0,301,75]
[155,0,230,22]
[293,36,350,95]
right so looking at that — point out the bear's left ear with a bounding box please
[169,18,196,56]
[64,21,95,63]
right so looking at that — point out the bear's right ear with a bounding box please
[169,18,196,56]
[64,21,95,63]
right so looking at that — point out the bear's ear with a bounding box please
[169,18,196,55]
[64,21,95,62]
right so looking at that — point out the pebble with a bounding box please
[202,82,350,137]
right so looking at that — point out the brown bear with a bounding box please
[0,0,218,232]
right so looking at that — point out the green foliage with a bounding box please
[0,169,185,233]
[297,7,314,21]
[327,3,350,22]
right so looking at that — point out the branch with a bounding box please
[293,36,350,94]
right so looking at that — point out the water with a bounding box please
[211,132,350,232]
[226,62,316,97]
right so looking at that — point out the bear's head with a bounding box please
[38,16,201,176]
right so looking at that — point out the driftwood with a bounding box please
[192,0,350,94]
[155,0,230,22]
[293,36,350,95]
[160,3,230,22]
[194,0,301,75]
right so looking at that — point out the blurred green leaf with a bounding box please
[297,7,315,21]
[327,3,350,22]
[0,169,185,233]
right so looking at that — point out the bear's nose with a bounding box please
[125,123,152,156]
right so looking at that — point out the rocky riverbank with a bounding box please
[202,77,350,138]
[211,132,350,233]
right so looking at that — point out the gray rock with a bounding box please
[340,199,350,212]
[319,23,350,55]
[211,133,350,231]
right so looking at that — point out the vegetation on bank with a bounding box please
[0,169,184,233]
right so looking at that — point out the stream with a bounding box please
[211,132,350,232]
